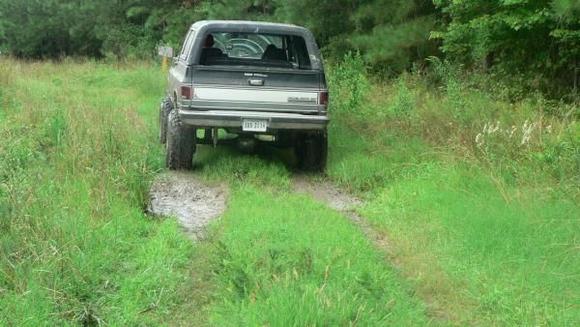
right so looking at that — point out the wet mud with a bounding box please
[148,172,227,239]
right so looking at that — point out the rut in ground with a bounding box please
[147,171,455,323]
[292,175,458,324]
[148,172,228,239]
[292,175,392,252]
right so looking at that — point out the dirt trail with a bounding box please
[147,171,453,323]
[148,172,227,239]
[291,175,392,252]
[293,175,458,323]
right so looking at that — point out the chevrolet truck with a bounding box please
[159,20,329,171]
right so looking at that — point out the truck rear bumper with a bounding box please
[178,109,329,131]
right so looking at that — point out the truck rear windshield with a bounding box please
[198,32,312,70]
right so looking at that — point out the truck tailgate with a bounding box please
[189,66,325,114]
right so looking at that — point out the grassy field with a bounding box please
[0,60,196,325]
[1,58,578,326]
[326,56,579,325]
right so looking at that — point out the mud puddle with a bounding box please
[148,172,227,239]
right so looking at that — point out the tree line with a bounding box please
[0,0,578,94]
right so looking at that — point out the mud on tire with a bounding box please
[295,131,328,172]
[159,97,173,144]
[166,110,196,170]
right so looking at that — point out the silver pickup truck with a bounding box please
[159,20,329,171]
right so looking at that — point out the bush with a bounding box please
[327,53,370,118]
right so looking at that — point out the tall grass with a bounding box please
[325,55,580,325]
[178,148,430,326]
[0,59,195,325]
[1,57,577,326]
[327,55,578,194]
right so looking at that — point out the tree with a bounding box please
[349,0,439,73]
[432,0,580,93]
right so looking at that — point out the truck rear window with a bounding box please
[198,32,312,70]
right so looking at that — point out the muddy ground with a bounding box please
[147,172,227,239]
[148,170,387,252]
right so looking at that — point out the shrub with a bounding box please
[327,53,371,118]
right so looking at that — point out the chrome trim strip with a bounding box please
[178,109,329,130]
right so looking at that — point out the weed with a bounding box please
[324,56,579,325]
[0,59,195,325]
[327,52,370,118]
[202,185,428,326]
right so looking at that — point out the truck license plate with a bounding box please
[242,119,268,132]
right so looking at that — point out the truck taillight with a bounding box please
[319,91,329,106]
[181,86,193,100]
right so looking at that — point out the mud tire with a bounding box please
[166,110,196,170]
[295,131,327,172]
[159,97,173,144]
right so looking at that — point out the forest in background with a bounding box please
[0,0,579,97]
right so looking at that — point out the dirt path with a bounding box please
[292,175,457,323]
[148,172,228,239]
[147,172,388,248]
[148,171,454,323]
[291,175,392,253]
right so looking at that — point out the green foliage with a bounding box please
[432,0,580,94]
[274,0,355,46]
[0,0,101,58]
[326,53,370,117]
[349,0,439,74]
[206,0,275,20]
[0,0,439,72]
[0,0,207,59]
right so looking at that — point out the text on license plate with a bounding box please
[242,119,268,132]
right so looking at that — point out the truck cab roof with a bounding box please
[190,20,309,35]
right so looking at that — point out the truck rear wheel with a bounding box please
[166,110,196,170]
[295,131,327,172]
[159,97,173,144]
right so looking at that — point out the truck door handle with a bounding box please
[248,79,264,86]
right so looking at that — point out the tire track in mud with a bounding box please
[292,175,457,324]
[291,175,392,253]
[147,171,455,323]
[147,171,389,248]
[147,172,228,239]
[147,171,386,248]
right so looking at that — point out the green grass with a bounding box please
[209,185,426,325]
[0,59,197,325]
[184,149,430,326]
[324,56,579,325]
[0,59,432,326]
[361,164,579,325]
[1,57,578,326]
